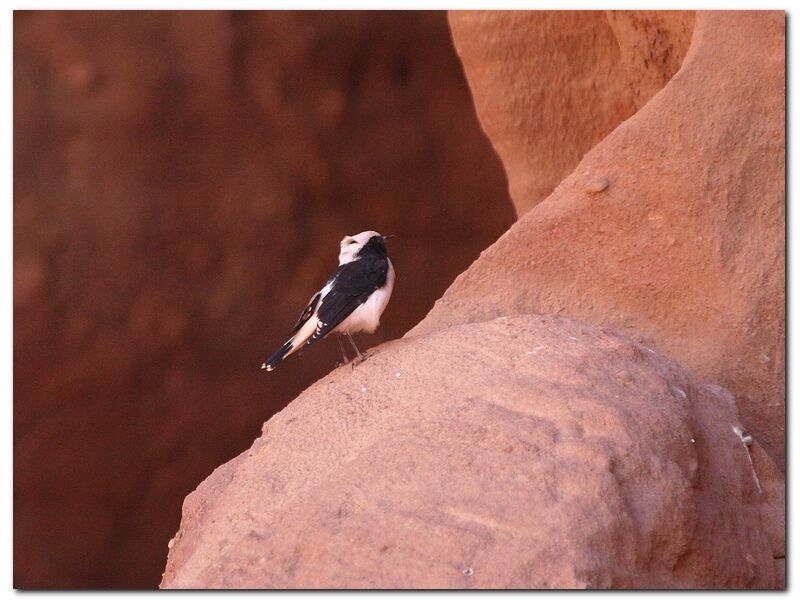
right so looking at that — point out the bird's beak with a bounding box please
[382,234,396,240]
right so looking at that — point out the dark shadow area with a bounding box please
[13,10,514,588]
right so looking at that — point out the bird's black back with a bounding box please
[302,239,390,349]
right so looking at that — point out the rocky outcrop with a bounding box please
[160,9,785,589]
[161,316,783,588]
[13,11,512,588]
[18,8,783,589]
[448,11,695,215]
[423,10,785,469]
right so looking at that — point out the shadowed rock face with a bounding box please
[161,316,783,589]
[423,10,785,469]
[13,11,513,588]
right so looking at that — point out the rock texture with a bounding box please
[448,11,695,215]
[13,11,512,588]
[425,10,785,468]
[161,316,783,589]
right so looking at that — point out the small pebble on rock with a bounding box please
[585,175,610,193]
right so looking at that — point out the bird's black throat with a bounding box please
[358,235,388,258]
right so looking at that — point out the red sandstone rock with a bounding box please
[18,9,785,590]
[160,10,785,589]
[161,316,783,589]
[424,10,785,469]
[448,10,694,215]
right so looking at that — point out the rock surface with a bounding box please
[13,11,512,588]
[161,316,783,589]
[448,10,694,215]
[428,10,785,468]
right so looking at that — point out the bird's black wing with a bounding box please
[290,290,322,334]
[300,255,388,352]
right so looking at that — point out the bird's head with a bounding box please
[338,230,394,264]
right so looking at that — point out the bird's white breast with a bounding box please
[334,259,395,335]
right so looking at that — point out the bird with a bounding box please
[262,230,395,372]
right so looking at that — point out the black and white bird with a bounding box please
[262,230,395,371]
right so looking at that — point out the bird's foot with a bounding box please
[350,350,375,369]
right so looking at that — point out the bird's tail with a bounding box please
[261,340,294,371]
[261,318,317,372]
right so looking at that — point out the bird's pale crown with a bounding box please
[338,230,384,264]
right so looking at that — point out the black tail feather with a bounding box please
[262,340,293,372]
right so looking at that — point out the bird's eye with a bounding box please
[348,239,357,245]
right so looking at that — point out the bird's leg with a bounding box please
[336,335,351,367]
[345,332,366,366]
